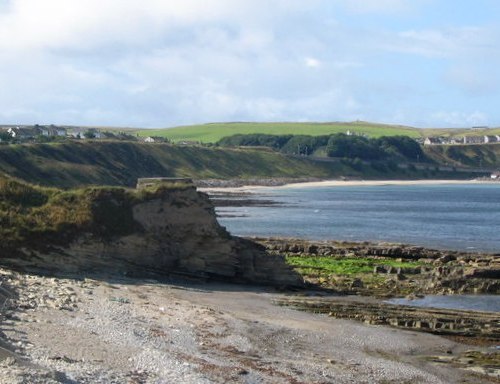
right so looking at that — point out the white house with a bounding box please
[484,135,499,144]
[143,136,167,143]
[7,126,39,140]
[423,137,441,145]
[39,125,67,137]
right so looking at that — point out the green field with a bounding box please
[136,122,422,143]
[422,127,500,137]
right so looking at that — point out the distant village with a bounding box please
[0,124,169,144]
[421,135,500,145]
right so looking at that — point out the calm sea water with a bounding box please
[387,295,500,312]
[217,183,500,253]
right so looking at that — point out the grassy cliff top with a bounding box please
[0,176,193,250]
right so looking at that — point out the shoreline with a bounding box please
[1,269,498,383]
[200,178,491,193]
[280,178,485,189]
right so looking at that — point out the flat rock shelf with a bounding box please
[275,296,500,340]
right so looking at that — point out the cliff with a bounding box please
[0,177,301,286]
[0,141,475,190]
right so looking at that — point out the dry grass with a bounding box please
[0,176,193,252]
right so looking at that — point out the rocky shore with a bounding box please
[275,296,499,340]
[1,267,498,383]
[255,237,500,297]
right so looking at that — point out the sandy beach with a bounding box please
[280,179,484,189]
[200,178,485,194]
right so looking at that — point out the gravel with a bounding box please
[0,268,492,383]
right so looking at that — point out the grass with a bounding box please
[0,176,194,251]
[136,122,422,143]
[0,141,467,189]
[0,142,340,187]
[285,255,423,276]
[424,142,500,168]
[422,127,500,137]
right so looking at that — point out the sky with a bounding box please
[0,0,499,129]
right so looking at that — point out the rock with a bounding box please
[1,186,303,288]
[374,266,388,274]
[436,255,456,264]
[350,279,364,288]
[306,245,318,254]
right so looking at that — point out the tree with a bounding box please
[83,130,96,139]
[0,131,12,143]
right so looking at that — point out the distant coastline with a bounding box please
[200,178,492,193]
[279,178,490,189]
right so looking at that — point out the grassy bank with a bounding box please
[0,176,194,252]
[424,143,500,169]
[0,142,335,187]
[0,141,476,189]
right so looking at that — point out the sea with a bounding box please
[216,183,500,313]
[217,183,500,253]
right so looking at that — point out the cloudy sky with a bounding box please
[1,0,499,128]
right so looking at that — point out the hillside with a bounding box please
[135,121,500,143]
[136,122,422,143]
[424,143,500,169]
[0,142,337,188]
[0,141,476,189]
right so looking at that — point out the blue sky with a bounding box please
[0,0,499,128]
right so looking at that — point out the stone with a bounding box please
[0,186,303,288]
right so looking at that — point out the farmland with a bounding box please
[136,121,422,143]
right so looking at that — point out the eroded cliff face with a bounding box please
[3,185,301,287]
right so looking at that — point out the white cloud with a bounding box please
[304,57,321,68]
[0,0,499,128]
[0,0,318,53]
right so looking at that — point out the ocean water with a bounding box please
[216,183,500,253]
[387,295,500,313]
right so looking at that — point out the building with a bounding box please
[38,125,67,137]
[463,136,485,144]
[7,126,40,140]
[491,172,500,179]
[448,137,463,145]
[423,137,441,145]
[143,136,167,143]
[484,135,500,144]
[70,128,102,139]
